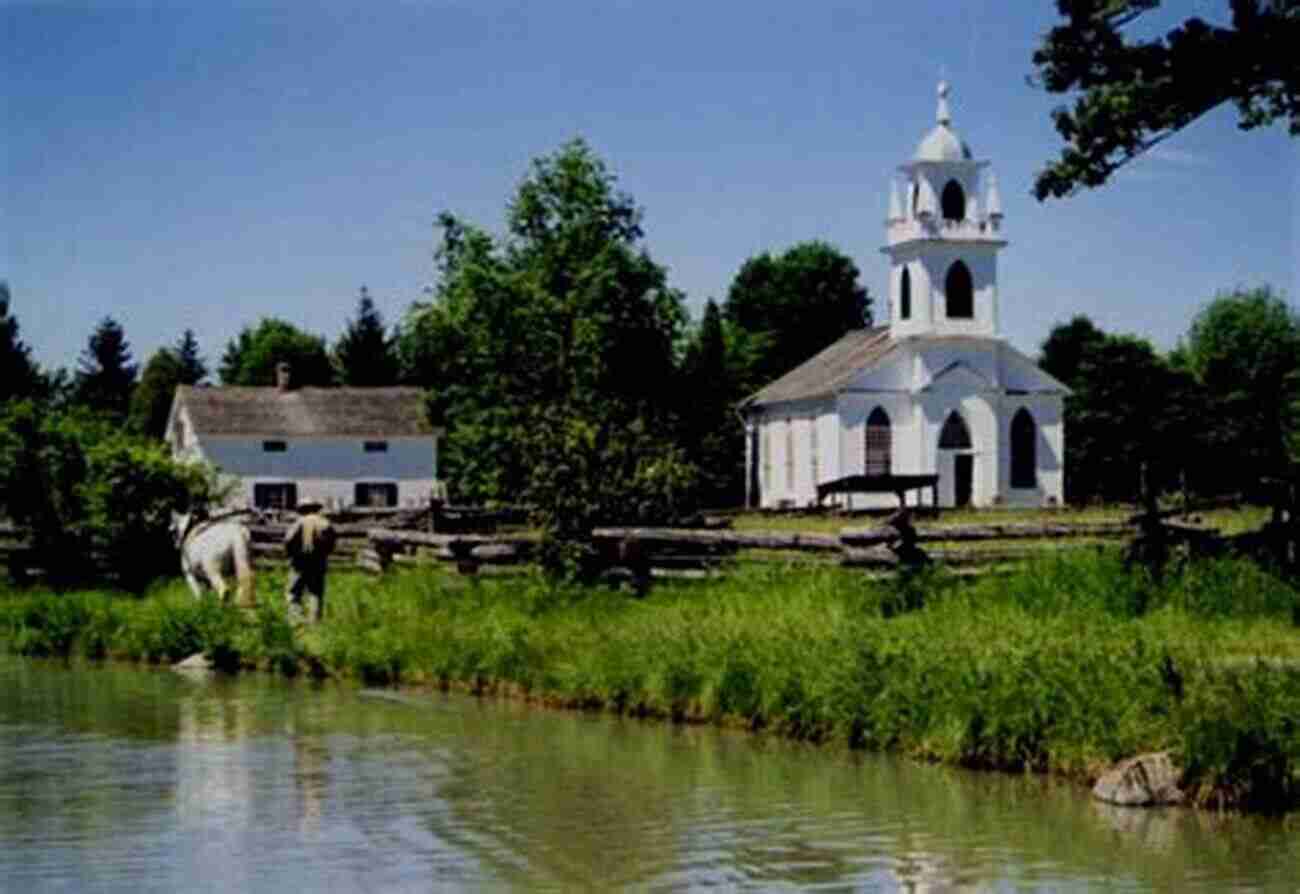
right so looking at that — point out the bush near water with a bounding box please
[3,551,1298,811]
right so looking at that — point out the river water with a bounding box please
[1,657,1296,892]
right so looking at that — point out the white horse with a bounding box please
[171,512,257,607]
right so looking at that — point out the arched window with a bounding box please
[941,180,965,221]
[938,411,972,449]
[910,181,920,218]
[945,260,973,319]
[899,267,911,320]
[1011,408,1037,489]
[864,407,891,476]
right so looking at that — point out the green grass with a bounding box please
[2,552,1298,811]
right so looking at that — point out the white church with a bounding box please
[740,82,1068,510]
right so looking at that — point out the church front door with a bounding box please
[954,454,973,508]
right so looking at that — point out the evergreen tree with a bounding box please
[0,282,41,404]
[335,287,399,386]
[74,316,138,422]
[128,348,186,440]
[679,300,743,506]
[174,328,208,385]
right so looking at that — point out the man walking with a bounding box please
[284,498,336,624]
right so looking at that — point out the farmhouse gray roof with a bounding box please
[174,385,435,437]
[743,327,896,407]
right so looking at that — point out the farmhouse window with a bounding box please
[864,407,891,476]
[364,441,388,453]
[262,440,288,453]
[938,411,972,449]
[355,482,398,508]
[254,482,297,510]
[1011,408,1037,489]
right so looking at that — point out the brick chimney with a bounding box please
[276,361,292,391]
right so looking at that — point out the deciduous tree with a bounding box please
[723,241,870,392]
[1177,286,1300,478]
[219,318,334,387]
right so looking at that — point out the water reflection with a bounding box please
[1,656,1297,892]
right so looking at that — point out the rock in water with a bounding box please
[173,652,214,671]
[1092,752,1185,806]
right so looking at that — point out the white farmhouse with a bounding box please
[740,82,1068,510]
[166,363,443,510]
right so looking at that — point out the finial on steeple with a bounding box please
[936,80,951,126]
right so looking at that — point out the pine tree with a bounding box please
[75,316,138,422]
[335,287,399,386]
[174,329,208,385]
[0,282,41,404]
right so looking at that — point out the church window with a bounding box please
[945,261,974,319]
[910,181,919,218]
[938,411,972,449]
[1011,408,1037,489]
[941,180,965,221]
[899,267,911,320]
[864,407,891,476]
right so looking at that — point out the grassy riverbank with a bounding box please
[3,552,1299,810]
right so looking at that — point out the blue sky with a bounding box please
[5,1,1297,375]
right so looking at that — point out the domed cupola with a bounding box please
[882,79,1007,341]
[914,82,972,162]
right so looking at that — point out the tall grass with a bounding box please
[2,551,1298,810]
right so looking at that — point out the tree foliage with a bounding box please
[74,316,138,423]
[399,139,692,564]
[219,318,334,387]
[678,300,743,506]
[128,349,184,440]
[0,282,41,404]
[0,402,217,589]
[1178,286,1300,475]
[335,287,399,386]
[174,329,208,386]
[723,241,871,392]
[1032,0,1300,199]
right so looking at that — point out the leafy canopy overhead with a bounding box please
[1031,0,1299,199]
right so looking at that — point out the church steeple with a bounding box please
[882,80,1006,340]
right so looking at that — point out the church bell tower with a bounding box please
[882,81,1006,340]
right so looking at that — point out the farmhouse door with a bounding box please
[954,455,973,508]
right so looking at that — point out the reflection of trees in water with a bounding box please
[5,660,1300,890]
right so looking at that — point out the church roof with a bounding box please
[173,385,436,437]
[742,327,896,407]
[742,332,1070,408]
